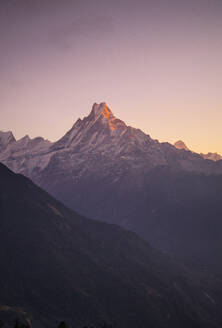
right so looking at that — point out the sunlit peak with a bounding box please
[90,102,126,131]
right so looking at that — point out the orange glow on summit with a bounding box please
[102,105,110,120]
[102,104,116,131]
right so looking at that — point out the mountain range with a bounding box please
[1,162,222,328]
[1,103,222,177]
[1,102,222,274]
[174,140,222,161]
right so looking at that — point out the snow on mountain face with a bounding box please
[174,140,190,151]
[0,131,16,151]
[0,133,51,176]
[50,102,160,166]
[7,135,51,155]
[201,152,222,161]
[51,102,128,152]
[174,140,222,162]
[0,102,222,182]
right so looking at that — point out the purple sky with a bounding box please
[1,0,222,153]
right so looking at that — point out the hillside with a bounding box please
[1,163,222,328]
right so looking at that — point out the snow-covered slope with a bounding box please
[174,140,190,151]
[0,131,16,151]
[174,140,222,162]
[201,152,222,161]
[1,102,222,180]
[0,133,51,176]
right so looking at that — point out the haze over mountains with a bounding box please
[1,103,222,274]
[2,163,222,328]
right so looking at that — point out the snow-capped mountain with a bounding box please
[1,102,221,179]
[0,133,51,175]
[0,131,16,151]
[174,140,190,151]
[174,139,222,161]
[46,102,222,174]
[201,152,222,161]
[1,102,222,273]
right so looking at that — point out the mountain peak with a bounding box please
[52,102,128,151]
[90,102,115,129]
[0,130,15,141]
[89,102,126,131]
[0,131,16,151]
[174,140,222,161]
[91,102,111,117]
[201,152,222,161]
[174,140,190,151]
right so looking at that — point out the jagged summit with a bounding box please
[88,102,126,131]
[91,102,112,117]
[0,131,15,142]
[0,132,51,175]
[174,140,222,161]
[174,140,190,151]
[52,102,128,150]
[0,131,16,151]
[201,152,222,161]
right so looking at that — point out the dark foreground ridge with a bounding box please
[1,163,222,328]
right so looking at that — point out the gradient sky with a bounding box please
[0,0,222,154]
